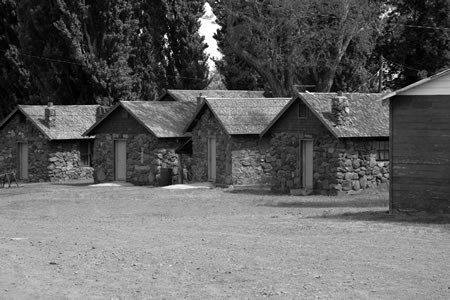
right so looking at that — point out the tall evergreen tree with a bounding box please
[164,0,209,89]
[0,0,32,119]
[0,0,210,112]
[17,0,139,105]
[142,0,209,91]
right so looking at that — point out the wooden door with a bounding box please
[18,142,28,180]
[114,140,127,181]
[207,137,216,182]
[301,140,313,189]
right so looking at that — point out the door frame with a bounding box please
[207,137,216,182]
[114,140,127,181]
[17,142,29,180]
[300,139,313,189]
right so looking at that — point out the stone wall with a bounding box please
[269,132,389,194]
[230,136,272,186]
[0,113,93,182]
[191,108,274,186]
[47,142,94,182]
[93,133,183,185]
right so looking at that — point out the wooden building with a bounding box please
[83,101,196,185]
[381,69,450,213]
[0,103,97,182]
[261,92,389,194]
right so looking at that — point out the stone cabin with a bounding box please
[156,89,270,103]
[381,69,450,214]
[184,97,291,187]
[0,103,97,182]
[261,92,390,194]
[83,101,196,185]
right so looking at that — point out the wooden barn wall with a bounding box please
[391,95,450,213]
[90,107,147,135]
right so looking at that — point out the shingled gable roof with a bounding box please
[185,98,291,135]
[380,68,450,103]
[261,92,388,138]
[84,101,197,138]
[157,89,270,102]
[0,105,98,140]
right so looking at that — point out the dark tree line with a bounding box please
[1,0,448,119]
[0,0,209,118]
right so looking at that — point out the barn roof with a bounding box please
[157,89,270,102]
[185,98,291,135]
[84,101,197,138]
[262,92,388,138]
[0,105,98,140]
[381,68,450,102]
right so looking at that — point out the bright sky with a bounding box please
[199,3,222,68]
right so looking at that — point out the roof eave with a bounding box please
[83,103,120,136]
[0,107,19,130]
[17,106,53,140]
[380,68,450,101]
[259,97,296,137]
[119,102,159,137]
[296,94,340,139]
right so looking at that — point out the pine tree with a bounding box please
[0,0,32,119]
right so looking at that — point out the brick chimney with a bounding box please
[196,93,206,106]
[45,102,56,128]
[331,92,350,126]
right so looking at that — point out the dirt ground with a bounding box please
[0,182,448,300]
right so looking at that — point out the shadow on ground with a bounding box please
[262,198,388,208]
[313,210,450,224]
[225,189,277,196]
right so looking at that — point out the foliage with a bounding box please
[0,0,209,118]
[376,0,450,89]
[210,0,384,95]
[0,0,32,119]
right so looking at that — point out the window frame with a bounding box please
[376,140,389,161]
[80,141,93,167]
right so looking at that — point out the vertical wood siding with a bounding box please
[391,95,450,213]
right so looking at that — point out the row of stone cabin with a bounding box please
[0,90,389,195]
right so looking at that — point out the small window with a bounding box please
[80,141,93,166]
[298,102,309,119]
[375,141,389,161]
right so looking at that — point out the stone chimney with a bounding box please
[196,93,206,106]
[96,105,110,122]
[331,91,350,126]
[45,102,56,128]
[95,96,112,121]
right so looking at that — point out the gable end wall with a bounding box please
[267,99,389,194]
